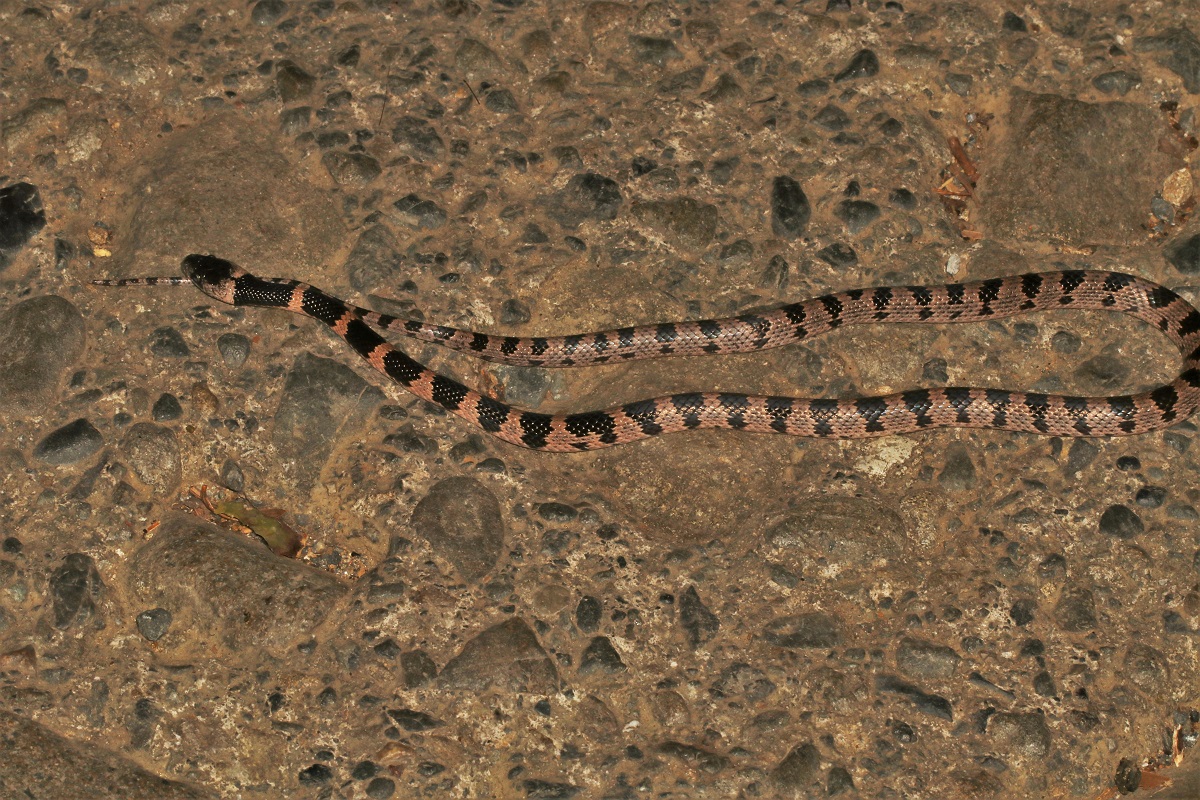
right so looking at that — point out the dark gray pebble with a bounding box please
[251,0,287,25]
[219,459,245,492]
[1002,11,1027,31]
[628,35,681,66]
[401,649,437,688]
[835,49,879,82]
[770,176,810,238]
[49,553,103,630]
[366,777,395,799]
[834,199,881,233]
[391,116,444,161]
[762,611,841,648]
[1010,598,1037,626]
[937,444,976,491]
[345,224,404,292]
[279,106,311,135]
[391,194,448,227]
[1166,503,1198,520]
[217,333,251,368]
[875,675,953,720]
[1135,27,1200,93]
[151,393,182,422]
[1166,232,1200,275]
[1092,70,1141,95]
[540,503,576,522]
[350,761,376,780]
[813,104,850,131]
[576,595,601,633]
[817,242,857,266]
[828,766,855,795]
[275,60,315,102]
[135,607,172,641]
[889,188,916,209]
[1135,485,1166,508]
[896,637,961,679]
[386,708,441,731]
[0,182,47,268]
[148,327,189,358]
[35,418,103,465]
[579,636,625,674]
[946,72,972,96]
[679,585,720,647]
[772,742,820,790]
[298,764,332,784]
[475,457,506,473]
[485,88,519,113]
[1099,504,1143,538]
[322,151,381,185]
[546,172,622,227]
[500,298,531,325]
[796,78,829,97]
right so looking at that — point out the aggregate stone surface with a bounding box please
[1,1,1199,798]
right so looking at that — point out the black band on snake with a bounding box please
[92,254,1200,452]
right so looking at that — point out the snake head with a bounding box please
[182,254,238,304]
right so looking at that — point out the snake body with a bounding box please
[94,255,1200,451]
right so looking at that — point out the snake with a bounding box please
[92,254,1200,452]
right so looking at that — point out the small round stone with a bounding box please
[366,777,395,798]
[152,393,182,422]
[1099,504,1143,539]
[136,607,172,641]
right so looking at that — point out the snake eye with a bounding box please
[181,254,235,287]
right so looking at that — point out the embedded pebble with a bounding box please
[835,49,880,81]
[393,194,447,229]
[834,199,881,234]
[1136,27,1200,92]
[772,743,820,792]
[1099,504,1143,539]
[148,327,190,358]
[136,607,172,641]
[770,176,810,238]
[817,242,857,266]
[410,477,504,583]
[1092,70,1141,95]
[391,116,444,161]
[275,60,315,102]
[763,612,841,648]
[631,197,718,249]
[251,0,288,26]
[78,12,165,85]
[896,637,961,680]
[987,711,1051,758]
[344,224,404,292]
[216,333,251,368]
[152,393,182,422]
[35,418,102,465]
[579,636,625,674]
[322,151,381,185]
[0,295,83,416]
[1166,232,1200,275]
[1055,586,1097,632]
[678,586,720,648]
[546,172,622,227]
[120,423,181,493]
[49,553,104,630]
[0,183,46,269]
[438,617,558,693]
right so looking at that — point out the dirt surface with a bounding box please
[1,1,1199,798]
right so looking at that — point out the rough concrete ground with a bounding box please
[1,0,1199,798]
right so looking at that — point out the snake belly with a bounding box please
[147,256,1200,451]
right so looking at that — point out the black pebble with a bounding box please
[1135,486,1166,508]
[1115,455,1140,471]
[1002,11,1027,31]
[889,188,916,209]
[501,298,531,325]
[835,49,879,82]
[35,419,103,465]
[770,176,810,238]
[834,200,881,233]
[817,242,858,267]
[251,0,288,26]
[0,182,47,268]
[136,608,172,641]
[576,595,602,633]
[298,764,332,785]
[1166,233,1200,275]
[537,502,577,522]
[1098,504,1143,539]
[366,777,395,799]
[149,327,190,358]
[152,393,183,422]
